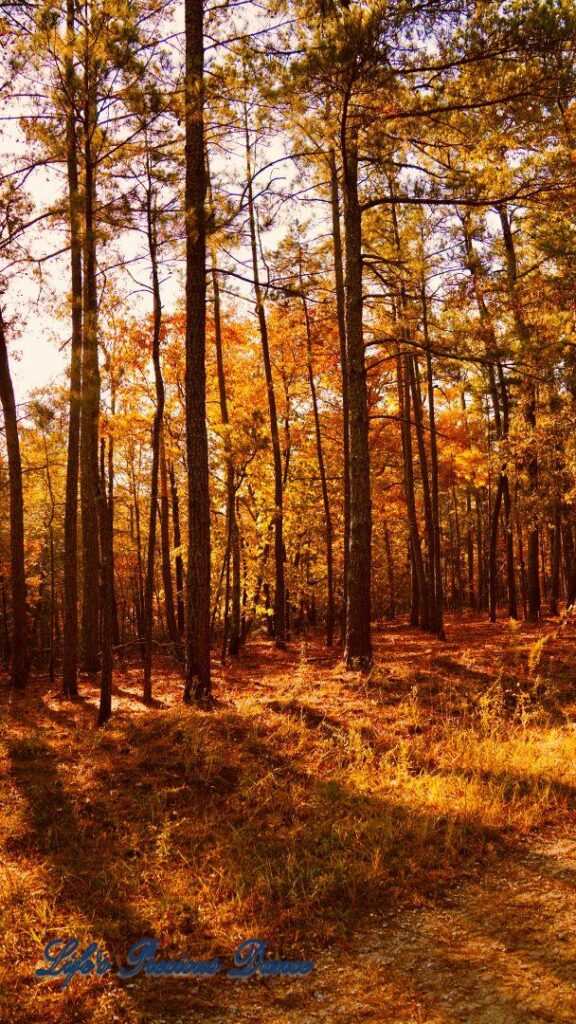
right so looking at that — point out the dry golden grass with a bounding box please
[1,613,576,1022]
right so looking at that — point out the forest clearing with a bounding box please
[2,613,576,1022]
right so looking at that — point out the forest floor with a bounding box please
[1,612,576,1023]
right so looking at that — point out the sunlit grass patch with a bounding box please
[2,622,576,1021]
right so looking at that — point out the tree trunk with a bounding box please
[42,431,56,683]
[97,439,113,725]
[107,386,119,647]
[211,261,241,657]
[79,50,101,674]
[159,431,181,655]
[383,522,396,619]
[62,0,83,697]
[407,352,437,631]
[462,217,517,622]
[131,461,146,657]
[466,488,475,608]
[422,281,445,638]
[562,516,576,605]
[516,495,529,620]
[300,262,335,646]
[328,146,349,642]
[397,350,429,629]
[143,170,165,704]
[476,489,485,611]
[409,539,420,626]
[341,122,371,668]
[169,461,185,635]
[183,0,211,702]
[498,205,540,621]
[244,108,286,648]
[525,387,541,621]
[502,475,518,619]
[452,482,464,609]
[0,306,28,687]
[550,501,561,616]
[228,500,241,656]
[489,474,504,622]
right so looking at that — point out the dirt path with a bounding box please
[175,829,576,1024]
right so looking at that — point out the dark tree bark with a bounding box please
[422,281,445,638]
[131,460,146,657]
[488,476,504,623]
[0,306,28,688]
[143,167,165,704]
[383,522,396,619]
[328,146,350,642]
[409,539,420,626]
[79,49,101,674]
[466,488,475,608]
[562,516,576,605]
[399,352,429,629]
[107,381,119,647]
[97,439,113,725]
[516,494,529,620]
[524,388,541,621]
[41,430,56,683]
[476,489,485,611]
[550,502,561,616]
[407,352,437,631]
[462,218,517,622]
[498,205,540,621]
[391,199,436,634]
[62,0,83,697]
[452,482,464,609]
[341,121,371,669]
[228,499,241,656]
[183,0,211,702]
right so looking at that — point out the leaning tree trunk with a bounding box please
[183,0,211,702]
[0,306,28,688]
[341,122,371,669]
